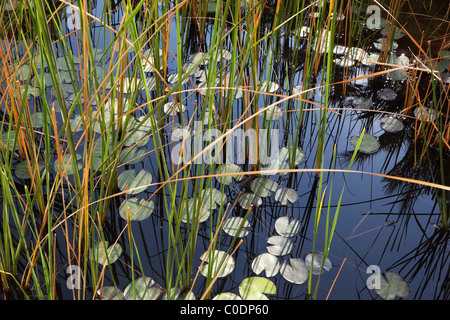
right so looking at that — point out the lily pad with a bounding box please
[118,169,153,195]
[414,107,437,122]
[280,258,309,284]
[380,25,405,39]
[89,241,122,266]
[350,133,379,154]
[98,286,125,300]
[380,116,404,133]
[373,38,398,51]
[375,272,409,300]
[251,253,280,277]
[376,88,397,101]
[124,276,161,300]
[212,292,242,300]
[274,216,301,237]
[260,106,283,121]
[15,160,45,180]
[222,216,251,237]
[238,192,262,209]
[304,252,332,275]
[360,53,380,66]
[215,163,244,185]
[119,198,155,221]
[199,187,225,210]
[54,153,83,175]
[334,57,356,68]
[274,187,298,205]
[266,235,294,256]
[199,250,235,278]
[163,102,186,115]
[119,147,146,165]
[239,277,276,300]
[250,177,278,198]
[180,198,211,224]
[352,97,373,110]
[188,52,209,65]
[259,80,279,93]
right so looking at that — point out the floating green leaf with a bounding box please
[54,153,83,175]
[377,88,397,101]
[180,198,211,224]
[15,160,44,180]
[350,133,379,154]
[280,258,309,284]
[222,216,251,237]
[199,187,225,210]
[239,277,276,300]
[250,177,278,198]
[212,292,242,300]
[380,116,404,133]
[305,252,332,275]
[118,169,153,194]
[266,235,293,256]
[375,272,409,300]
[124,276,161,300]
[199,250,235,278]
[259,80,279,93]
[274,216,301,237]
[216,163,244,185]
[98,286,125,300]
[164,101,187,115]
[260,106,283,121]
[251,253,280,277]
[119,198,155,221]
[238,192,262,209]
[274,187,298,205]
[352,97,373,110]
[89,241,122,266]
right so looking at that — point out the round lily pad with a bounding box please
[251,253,280,277]
[259,80,279,93]
[118,169,153,195]
[266,235,294,256]
[304,252,332,275]
[212,292,242,300]
[376,88,397,101]
[274,216,301,237]
[238,192,262,209]
[89,241,122,266]
[350,133,379,154]
[215,163,244,185]
[124,276,161,300]
[239,277,276,300]
[373,38,398,51]
[260,106,283,121]
[119,198,155,221]
[380,116,404,133]
[54,153,83,175]
[414,107,437,122]
[180,197,211,224]
[280,258,309,284]
[375,272,409,300]
[222,216,251,237]
[199,250,235,278]
[250,177,278,198]
[352,97,373,110]
[98,286,125,300]
[274,187,298,205]
[15,160,44,179]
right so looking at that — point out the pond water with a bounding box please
[1,0,449,300]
